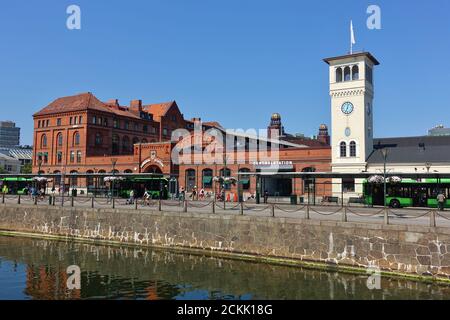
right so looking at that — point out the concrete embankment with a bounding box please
[1,204,450,282]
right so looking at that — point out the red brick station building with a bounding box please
[32,92,331,199]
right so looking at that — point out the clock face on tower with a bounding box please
[341,102,354,115]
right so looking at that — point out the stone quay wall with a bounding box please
[1,204,450,280]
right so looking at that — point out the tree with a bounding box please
[21,163,32,174]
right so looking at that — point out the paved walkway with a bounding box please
[3,195,450,228]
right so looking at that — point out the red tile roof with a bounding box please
[142,101,175,120]
[33,92,170,120]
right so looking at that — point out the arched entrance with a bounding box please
[143,165,163,174]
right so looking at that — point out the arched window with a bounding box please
[202,169,213,189]
[352,65,359,80]
[239,168,251,190]
[112,134,120,155]
[132,137,139,145]
[185,169,196,192]
[344,66,351,81]
[69,170,78,187]
[57,133,63,147]
[142,138,148,144]
[122,136,130,153]
[41,134,47,148]
[340,142,347,157]
[350,141,357,157]
[95,133,102,146]
[335,67,343,82]
[86,170,94,189]
[73,132,80,146]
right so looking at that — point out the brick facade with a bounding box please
[32,92,332,197]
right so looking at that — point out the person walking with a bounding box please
[179,186,185,201]
[263,190,269,204]
[437,191,446,211]
[143,188,151,206]
[128,189,135,205]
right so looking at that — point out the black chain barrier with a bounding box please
[274,205,306,213]
[388,209,432,219]
[309,206,344,216]
[346,207,385,217]
[243,204,271,212]
[187,201,214,208]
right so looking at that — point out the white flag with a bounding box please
[350,20,356,45]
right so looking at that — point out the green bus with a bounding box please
[118,177,169,199]
[0,177,33,195]
[363,179,450,209]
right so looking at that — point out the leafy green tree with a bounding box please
[21,163,32,174]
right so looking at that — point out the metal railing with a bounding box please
[2,193,449,228]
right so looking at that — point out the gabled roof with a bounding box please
[34,92,142,119]
[203,121,224,130]
[34,92,103,116]
[143,101,177,120]
[367,136,450,164]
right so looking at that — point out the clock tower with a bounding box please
[324,52,380,196]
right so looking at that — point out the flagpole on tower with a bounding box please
[350,20,356,54]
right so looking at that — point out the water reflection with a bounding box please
[0,235,449,300]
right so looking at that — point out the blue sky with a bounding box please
[1,0,450,145]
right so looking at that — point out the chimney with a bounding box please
[130,100,142,113]
[106,99,119,108]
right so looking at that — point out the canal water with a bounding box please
[0,235,449,300]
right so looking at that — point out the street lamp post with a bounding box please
[111,158,118,198]
[380,148,389,208]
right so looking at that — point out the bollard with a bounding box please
[53,196,56,206]
[18,194,21,204]
[183,200,188,213]
[112,197,115,209]
[34,196,37,205]
[2,193,4,204]
[49,195,52,205]
[305,203,310,220]
[91,197,94,209]
[71,196,74,207]
[240,202,244,215]
[384,208,389,225]
[135,199,138,210]
[271,204,275,217]
[430,211,436,228]
[158,199,162,212]
[212,200,215,214]
[342,206,347,222]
